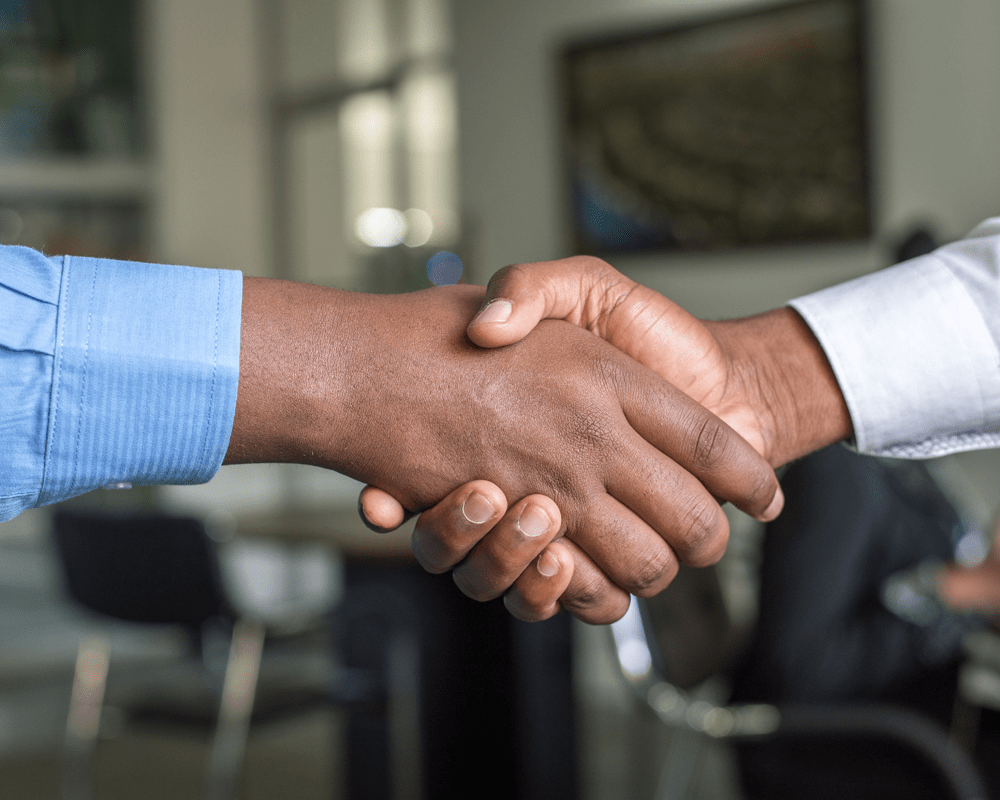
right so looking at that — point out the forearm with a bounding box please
[708,307,853,468]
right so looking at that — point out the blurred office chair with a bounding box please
[611,587,987,800]
[52,509,420,800]
[610,447,990,800]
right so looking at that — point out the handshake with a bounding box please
[229,254,854,624]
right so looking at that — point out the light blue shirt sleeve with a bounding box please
[1,246,242,522]
[790,217,1000,458]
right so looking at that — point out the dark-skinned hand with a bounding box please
[361,256,852,622]
[228,277,783,624]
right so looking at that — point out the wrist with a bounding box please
[226,277,359,469]
[708,307,853,467]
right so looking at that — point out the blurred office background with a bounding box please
[1,0,999,798]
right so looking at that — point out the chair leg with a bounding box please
[63,635,111,800]
[206,618,265,800]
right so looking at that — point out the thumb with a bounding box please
[358,485,412,532]
[467,256,633,348]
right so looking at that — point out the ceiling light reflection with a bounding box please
[355,207,406,247]
[403,207,434,247]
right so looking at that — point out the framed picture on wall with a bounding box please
[560,0,871,255]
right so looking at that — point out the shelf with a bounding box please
[0,158,151,201]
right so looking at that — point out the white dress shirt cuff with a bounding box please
[789,255,1000,458]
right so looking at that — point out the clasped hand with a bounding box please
[230,276,784,624]
[352,263,798,623]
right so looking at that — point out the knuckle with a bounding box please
[690,415,731,472]
[505,605,540,624]
[559,571,631,624]
[570,407,616,452]
[676,498,728,567]
[415,555,452,576]
[577,254,610,270]
[689,518,729,567]
[479,549,522,591]
[743,467,778,515]
[452,567,499,603]
[490,263,530,295]
[412,526,468,575]
[503,592,552,623]
[560,571,610,615]
[410,533,446,574]
[700,529,730,567]
[589,344,624,386]
[628,546,679,597]
[575,592,632,625]
[601,598,633,624]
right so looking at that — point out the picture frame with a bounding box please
[560,0,871,255]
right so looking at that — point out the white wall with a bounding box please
[146,0,272,276]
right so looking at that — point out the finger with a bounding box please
[568,491,683,597]
[410,481,508,574]
[467,257,632,348]
[938,562,1000,612]
[452,495,562,602]
[615,362,783,524]
[557,538,633,624]
[358,485,412,532]
[468,260,713,409]
[503,540,575,622]
[601,435,733,570]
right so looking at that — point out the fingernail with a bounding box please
[758,485,785,522]
[518,504,550,538]
[471,299,512,326]
[537,551,559,577]
[462,492,495,524]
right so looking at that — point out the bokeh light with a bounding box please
[403,207,434,247]
[426,250,464,285]
[355,207,406,247]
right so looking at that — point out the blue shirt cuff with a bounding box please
[38,255,242,505]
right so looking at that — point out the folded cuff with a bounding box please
[790,255,1000,459]
[38,256,242,505]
